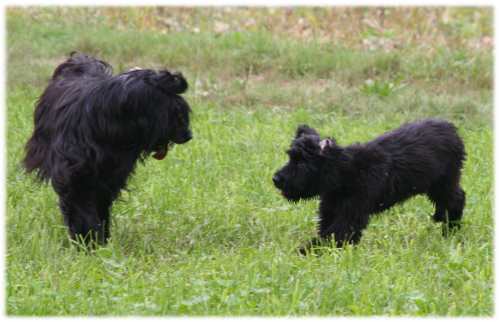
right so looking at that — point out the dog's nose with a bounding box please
[174,130,192,144]
[272,174,283,187]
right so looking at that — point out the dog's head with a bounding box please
[24,52,195,184]
[52,51,113,80]
[272,125,341,201]
[142,70,192,158]
[93,68,193,160]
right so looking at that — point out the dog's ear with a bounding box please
[145,71,188,95]
[295,124,320,138]
[52,52,112,80]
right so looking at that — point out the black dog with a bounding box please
[23,52,193,245]
[273,119,466,253]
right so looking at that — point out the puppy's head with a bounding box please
[273,125,337,201]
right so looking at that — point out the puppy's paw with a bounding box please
[297,237,328,256]
[442,221,462,237]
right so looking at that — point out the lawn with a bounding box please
[5,7,493,316]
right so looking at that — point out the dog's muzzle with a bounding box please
[172,130,193,145]
[176,131,192,144]
[152,131,192,160]
[152,142,174,160]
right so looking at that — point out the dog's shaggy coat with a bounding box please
[273,119,466,253]
[23,52,193,245]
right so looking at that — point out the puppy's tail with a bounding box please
[145,70,188,95]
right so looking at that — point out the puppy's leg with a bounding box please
[299,199,370,254]
[322,198,370,248]
[323,216,369,248]
[299,219,367,254]
[97,192,113,243]
[428,185,448,223]
[298,203,338,255]
[445,187,465,231]
[298,236,331,255]
[429,174,465,234]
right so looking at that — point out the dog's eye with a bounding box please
[287,150,303,162]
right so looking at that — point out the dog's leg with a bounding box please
[58,191,106,247]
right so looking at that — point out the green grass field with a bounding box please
[6,7,493,316]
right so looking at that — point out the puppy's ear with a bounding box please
[145,70,188,95]
[319,138,340,156]
[295,124,320,138]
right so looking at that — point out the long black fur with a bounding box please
[272,119,466,253]
[23,52,193,245]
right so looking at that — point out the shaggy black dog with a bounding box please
[273,119,466,253]
[23,52,192,245]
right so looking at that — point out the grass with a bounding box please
[5,7,493,316]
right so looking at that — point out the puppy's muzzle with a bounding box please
[272,174,285,189]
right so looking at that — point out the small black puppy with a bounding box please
[23,52,193,245]
[273,119,466,253]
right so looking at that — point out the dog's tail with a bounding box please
[145,71,188,95]
[52,51,113,80]
[23,134,51,181]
